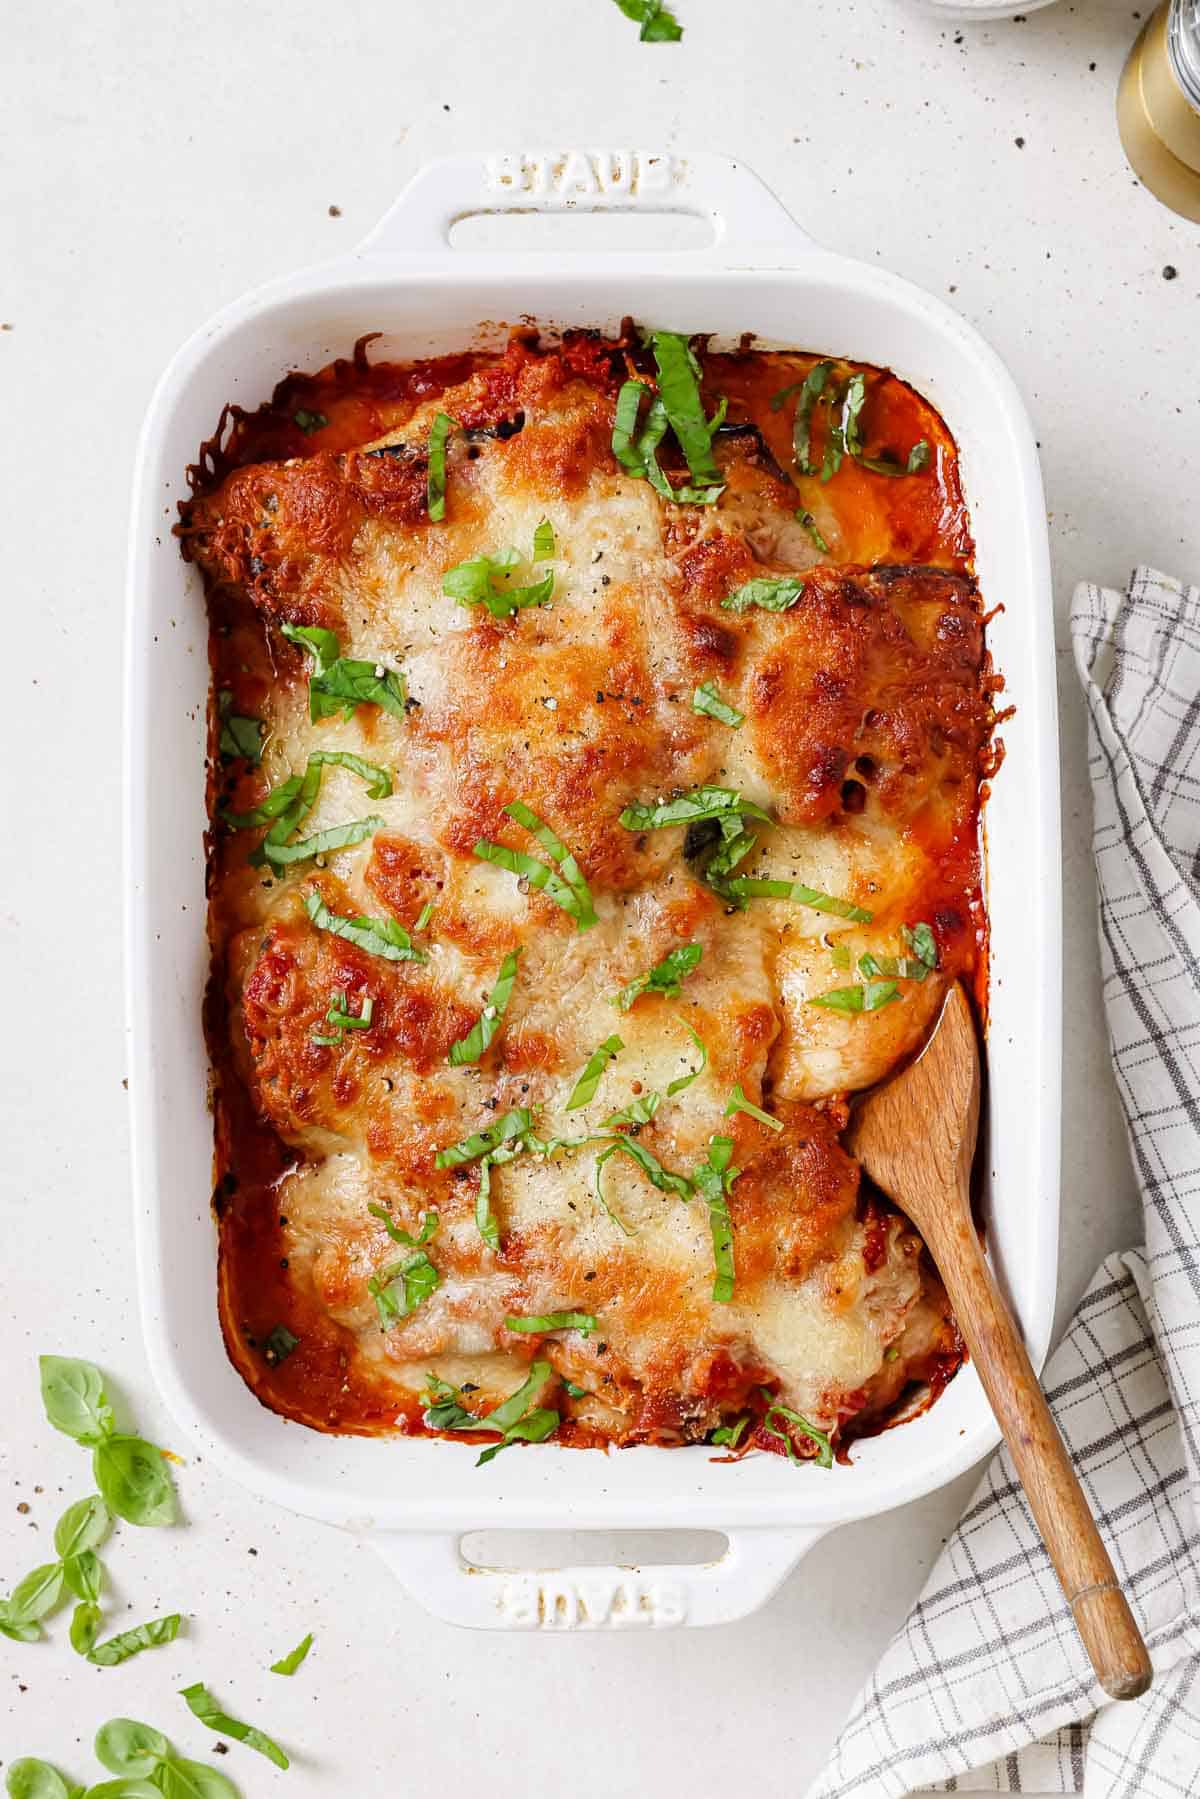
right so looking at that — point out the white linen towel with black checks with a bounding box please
[810,567,1200,1798]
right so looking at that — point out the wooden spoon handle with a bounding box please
[926,1200,1152,1701]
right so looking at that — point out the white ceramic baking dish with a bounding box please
[124,150,1061,1631]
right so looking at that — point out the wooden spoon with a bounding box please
[846,981,1152,1701]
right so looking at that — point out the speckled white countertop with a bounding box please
[1,0,1195,1792]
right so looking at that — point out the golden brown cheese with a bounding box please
[185,329,988,1464]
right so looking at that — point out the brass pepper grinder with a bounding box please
[1118,0,1200,220]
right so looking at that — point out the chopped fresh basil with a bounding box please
[602,1092,661,1129]
[809,980,900,1014]
[305,891,426,962]
[612,379,653,474]
[771,359,834,475]
[619,786,771,832]
[666,1021,707,1096]
[435,1108,534,1169]
[225,750,389,867]
[217,692,264,765]
[795,509,830,554]
[293,408,327,433]
[421,1362,558,1467]
[711,1413,751,1449]
[264,813,383,868]
[308,749,392,798]
[720,576,804,614]
[414,900,435,932]
[281,622,407,722]
[448,949,521,1066]
[473,1153,503,1253]
[270,1631,314,1676]
[368,1251,439,1329]
[427,411,458,522]
[902,920,939,969]
[87,1613,182,1665]
[312,989,374,1047]
[367,1204,438,1247]
[532,518,556,559]
[724,877,873,923]
[565,1034,624,1109]
[692,682,745,728]
[473,800,596,929]
[93,1436,176,1528]
[830,943,851,971]
[505,1312,598,1337]
[693,1135,739,1302]
[262,1325,299,1365]
[595,1135,693,1204]
[649,331,724,492]
[724,1083,782,1132]
[859,950,929,982]
[761,1395,834,1469]
[180,1683,289,1771]
[612,941,702,1010]
[563,1380,589,1399]
[841,371,930,476]
[613,0,683,38]
[611,362,723,506]
[444,546,555,618]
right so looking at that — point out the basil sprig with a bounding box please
[565,1034,624,1109]
[613,0,683,39]
[724,1083,783,1132]
[693,1135,740,1302]
[368,1251,439,1329]
[505,1312,598,1337]
[38,1358,176,1529]
[270,1631,314,1676]
[692,682,744,728]
[426,411,458,522]
[473,800,597,929]
[305,891,426,962]
[448,949,521,1066]
[180,1683,289,1770]
[721,575,803,614]
[619,786,771,833]
[422,1362,559,1467]
[94,1715,238,1797]
[810,979,899,1014]
[612,942,702,1011]
[761,1393,834,1469]
[281,621,408,722]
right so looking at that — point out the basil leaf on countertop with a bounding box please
[4,1760,81,1799]
[565,1034,624,1109]
[54,1495,112,1560]
[87,1614,182,1667]
[270,1631,314,1676]
[613,0,683,39]
[179,1682,289,1771]
[39,1357,115,1446]
[92,1436,176,1528]
[7,1563,66,1626]
[612,941,702,1010]
[70,1600,101,1656]
[94,1719,171,1777]
[448,949,521,1066]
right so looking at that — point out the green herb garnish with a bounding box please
[619,786,771,833]
[761,1395,834,1469]
[87,1613,182,1666]
[305,891,426,962]
[473,800,597,929]
[217,691,264,765]
[565,1034,624,1109]
[649,331,724,492]
[293,408,327,433]
[367,1204,438,1247]
[414,900,436,932]
[612,0,683,39]
[444,531,556,617]
[841,371,930,476]
[721,576,804,614]
[809,980,900,1014]
[448,949,521,1066]
[38,1357,177,1529]
[505,1312,598,1337]
[693,1135,739,1302]
[795,510,830,554]
[612,941,702,1010]
[368,1252,439,1329]
[532,518,556,559]
[270,1631,314,1676]
[180,1682,289,1770]
[281,621,407,722]
[262,1325,299,1365]
[724,1083,783,1132]
[723,877,872,922]
[771,360,834,474]
[427,411,458,522]
[422,1363,558,1466]
[692,682,744,728]
[435,1108,534,1169]
[711,1414,751,1449]
[903,920,939,969]
[667,1021,707,1096]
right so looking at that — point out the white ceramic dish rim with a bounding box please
[124,151,1061,1629]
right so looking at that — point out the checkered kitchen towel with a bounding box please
[810,568,1200,1798]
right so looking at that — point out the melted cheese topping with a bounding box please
[188,331,986,1461]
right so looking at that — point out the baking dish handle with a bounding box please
[358,150,818,262]
[368,1526,826,1630]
